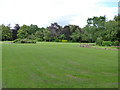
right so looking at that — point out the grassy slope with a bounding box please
[2,42,118,88]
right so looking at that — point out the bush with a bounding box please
[113,41,119,46]
[37,38,43,42]
[96,37,103,46]
[13,39,21,43]
[20,39,27,43]
[72,39,77,42]
[30,40,36,43]
[102,41,113,46]
[59,40,62,42]
[55,38,60,42]
[27,34,36,40]
[13,39,36,44]
[68,40,72,43]
[62,40,68,43]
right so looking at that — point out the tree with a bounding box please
[48,22,62,39]
[82,16,106,43]
[1,25,12,41]
[27,34,36,40]
[17,25,29,39]
[28,24,39,35]
[14,24,20,31]
[59,34,66,40]
[11,24,20,40]
[87,16,106,28]
[0,25,2,41]
[35,30,44,39]
[62,25,82,41]
[115,15,120,41]
[43,30,52,41]
[81,25,92,42]
[62,25,71,40]
[103,20,118,41]
[70,28,81,42]
[17,24,39,39]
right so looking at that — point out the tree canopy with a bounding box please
[1,15,119,44]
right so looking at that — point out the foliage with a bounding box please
[27,34,36,40]
[87,16,106,28]
[21,39,36,43]
[13,38,21,43]
[96,37,103,46]
[62,40,67,43]
[17,24,39,39]
[1,25,12,41]
[48,22,62,39]
[36,38,43,42]
[113,41,119,46]
[55,38,60,42]
[81,25,93,42]
[17,25,29,39]
[59,34,66,40]
[0,15,119,45]
[102,41,113,46]
[11,24,20,40]
[70,28,81,42]
[13,38,36,43]
[43,30,52,41]
[35,30,44,39]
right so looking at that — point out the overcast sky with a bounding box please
[0,0,119,28]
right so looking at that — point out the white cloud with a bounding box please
[0,0,118,28]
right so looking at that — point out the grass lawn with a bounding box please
[2,42,118,88]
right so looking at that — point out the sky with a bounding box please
[0,0,119,28]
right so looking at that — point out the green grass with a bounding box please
[2,42,118,88]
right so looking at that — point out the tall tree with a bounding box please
[11,24,20,40]
[35,30,44,39]
[62,25,71,40]
[70,28,81,42]
[1,25,12,41]
[17,25,29,39]
[48,23,62,39]
[43,29,52,41]
[17,24,39,39]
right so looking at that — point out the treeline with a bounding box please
[0,15,120,44]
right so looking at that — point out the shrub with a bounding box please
[55,38,60,42]
[102,41,113,46]
[37,38,43,42]
[96,37,103,46]
[113,41,119,46]
[72,39,77,42]
[27,34,36,40]
[59,40,62,42]
[13,38,36,44]
[62,40,68,43]
[30,40,36,43]
[68,40,72,43]
[20,39,26,43]
[13,39,21,43]
[13,39,36,44]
